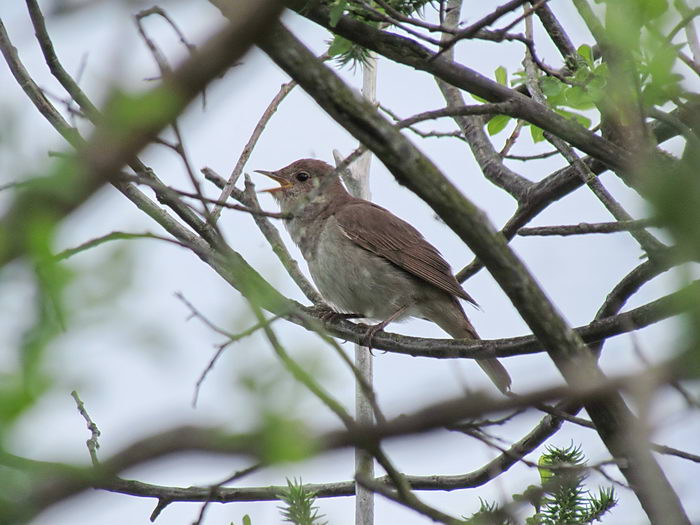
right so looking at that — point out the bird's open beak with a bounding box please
[254,170,291,193]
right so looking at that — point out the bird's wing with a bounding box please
[335,201,477,306]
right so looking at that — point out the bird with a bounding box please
[255,158,511,393]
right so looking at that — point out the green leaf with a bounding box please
[586,73,607,102]
[470,93,487,103]
[487,114,511,135]
[328,0,347,27]
[563,85,595,110]
[495,65,507,86]
[556,108,592,129]
[327,36,352,57]
[530,125,545,143]
[639,0,668,20]
[108,88,181,136]
[242,515,252,525]
[540,76,565,101]
[572,66,593,85]
[639,41,682,106]
[538,453,555,484]
[510,69,527,87]
[577,44,593,66]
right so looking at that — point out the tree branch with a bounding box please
[518,218,660,236]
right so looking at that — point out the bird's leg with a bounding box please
[361,305,409,350]
[311,304,364,323]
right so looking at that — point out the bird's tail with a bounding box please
[422,298,512,394]
[475,357,511,394]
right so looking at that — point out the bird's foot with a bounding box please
[359,305,409,350]
[360,321,388,350]
[311,304,364,323]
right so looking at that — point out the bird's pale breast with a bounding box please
[306,216,417,320]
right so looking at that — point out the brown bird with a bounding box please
[256,159,511,393]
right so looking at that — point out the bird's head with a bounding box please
[255,158,345,211]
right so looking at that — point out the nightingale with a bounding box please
[256,159,511,393]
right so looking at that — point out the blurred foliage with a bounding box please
[259,413,317,464]
[645,149,700,371]
[0,214,68,439]
[0,153,140,519]
[464,444,616,524]
[463,498,517,525]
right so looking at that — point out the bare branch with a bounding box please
[211,79,297,223]
[174,292,279,408]
[518,219,660,236]
[436,0,532,58]
[120,174,290,219]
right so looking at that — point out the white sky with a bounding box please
[2,1,699,524]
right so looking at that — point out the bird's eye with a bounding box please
[295,171,310,182]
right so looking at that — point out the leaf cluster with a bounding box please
[485,46,600,143]
[321,0,437,66]
[463,444,617,525]
[529,444,616,525]
[277,478,328,525]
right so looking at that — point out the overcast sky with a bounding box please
[2,1,699,524]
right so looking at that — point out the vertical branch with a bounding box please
[354,53,377,525]
[434,0,532,201]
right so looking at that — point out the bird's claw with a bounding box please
[360,322,386,351]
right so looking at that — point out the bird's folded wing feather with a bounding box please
[335,202,477,306]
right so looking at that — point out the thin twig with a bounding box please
[211,79,297,223]
[370,0,457,34]
[176,291,280,407]
[192,463,262,525]
[356,473,464,525]
[70,390,101,467]
[667,4,700,46]
[500,119,524,156]
[251,303,413,511]
[53,231,186,261]
[435,0,532,59]
[434,3,533,200]
[134,9,213,220]
[504,149,558,160]
[122,174,289,218]
[252,304,355,428]
[394,101,517,128]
